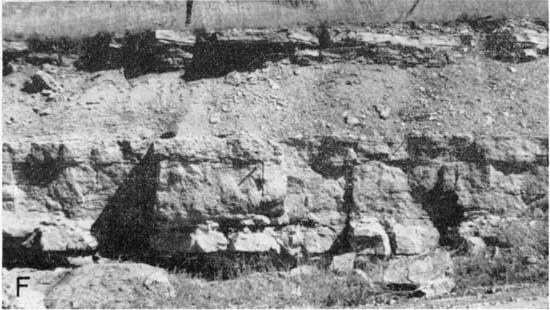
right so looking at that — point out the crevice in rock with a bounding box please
[328,156,356,255]
[381,220,398,256]
[489,161,539,175]
[482,236,512,248]
[386,283,419,292]
[13,146,79,187]
[14,159,64,187]
[91,144,159,259]
[419,169,466,249]
[309,137,358,179]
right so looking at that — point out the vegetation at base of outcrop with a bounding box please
[144,252,299,280]
[452,210,548,292]
[453,238,549,292]
[454,252,548,293]
[163,270,391,308]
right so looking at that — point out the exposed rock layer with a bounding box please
[4,133,547,261]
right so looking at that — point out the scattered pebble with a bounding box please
[345,115,361,126]
[33,107,52,116]
[484,115,494,126]
[519,119,529,128]
[276,100,286,107]
[525,256,538,264]
[374,104,391,119]
[209,113,221,124]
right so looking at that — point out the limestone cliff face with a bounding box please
[3,133,547,263]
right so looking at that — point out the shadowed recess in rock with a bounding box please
[309,137,358,179]
[142,251,297,280]
[420,167,465,249]
[3,231,94,269]
[91,144,159,258]
[182,38,296,81]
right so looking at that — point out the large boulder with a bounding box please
[382,249,455,297]
[45,263,175,309]
[390,220,440,255]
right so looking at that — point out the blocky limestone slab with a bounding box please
[330,252,356,274]
[228,228,280,253]
[349,216,391,257]
[390,220,440,255]
[150,222,228,253]
[153,135,287,226]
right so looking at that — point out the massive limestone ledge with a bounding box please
[2,139,150,254]
[2,133,548,264]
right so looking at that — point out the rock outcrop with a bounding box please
[2,132,548,299]
[485,22,548,61]
[2,139,149,262]
[3,24,474,81]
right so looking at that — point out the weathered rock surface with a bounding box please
[352,161,440,255]
[275,225,339,256]
[154,135,287,225]
[486,23,548,61]
[44,263,175,308]
[3,24,484,80]
[2,139,148,255]
[329,252,357,274]
[228,228,281,253]
[465,236,487,256]
[150,221,229,254]
[288,265,320,277]
[382,249,455,297]
[349,217,391,257]
[3,133,547,292]
[3,41,29,55]
[24,70,62,93]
